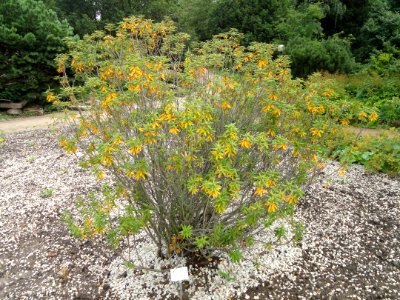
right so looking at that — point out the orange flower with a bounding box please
[268,93,278,101]
[310,128,323,137]
[340,118,350,126]
[266,202,278,213]
[369,112,378,122]
[255,187,268,197]
[286,195,297,205]
[358,111,368,120]
[239,139,252,149]
[221,101,232,110]
[257,60,268,68]
[129,145,142,155]
[169,127,180,135]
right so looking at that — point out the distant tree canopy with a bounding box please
[175,0,356,76]
[1,0,399,104]
[52,0,178,36]
[0,0,72,103]
[47,0,400,75]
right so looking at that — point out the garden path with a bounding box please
[0,113,68,133]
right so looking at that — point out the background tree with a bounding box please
[0,0,72,104]
[276,3,354,76]
[54,0,178,37]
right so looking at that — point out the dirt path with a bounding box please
[0,113,68,133]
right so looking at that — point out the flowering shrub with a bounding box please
[54,17,338,262]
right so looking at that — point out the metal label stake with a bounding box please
[170,266,189,299]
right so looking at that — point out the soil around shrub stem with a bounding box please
[0,129,399,299]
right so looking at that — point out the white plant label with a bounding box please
[170,266,189,282]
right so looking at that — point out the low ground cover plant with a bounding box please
[322,52,400,128]
[53,17,347,265]
[326,129,400,174]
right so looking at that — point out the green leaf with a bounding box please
[180,224,192,239]
[274,225,286,240]
[195,236,208,249]
[228,249,242,263]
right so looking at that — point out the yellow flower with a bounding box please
[179,120,192,128]
[223,145,237,158]
[97,170,106,180]
[239,139,252,149]
[308,106,320,115]
[358,111,368,120]
[338,168,346,177]
[146,74,153,82]
[101,156,113,166]
[196,126,214,141]
[169,127,180,135]
[211,149,224,160]
[369,112,378,122]
[129,145,142,155]
[102,92,118,108]
[340,118,350,126]
[267,129,276,137]
[127,169,148,180]
[286,195,297,205]
[134,169,148,180]
[322,89,334,97]
[151,121,161,129]
[66,144,77,154]
[59,139,68,149]
[221,101,232,110]
[265,179,276,188]
[128,84,141,92]
[262,104,274,112]
[159,112,175,122]
[129,66,143,80]
[92,127,99,135]
[268,93,278,101]
[255,187,268,197]
[310,128,323,137]
[266,202,278,214]
[257,60,268,68]
[46,93,57,103]
[202,185,221,199]
[273,108,281,116]
[57,65,65,74]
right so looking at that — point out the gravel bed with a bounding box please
[0,129,399,299]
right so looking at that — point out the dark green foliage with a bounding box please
[54,0,178,37]
[356,0,400,61]
[286,36,354,77]
[0,0,72,103]
[276,3,355,76]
